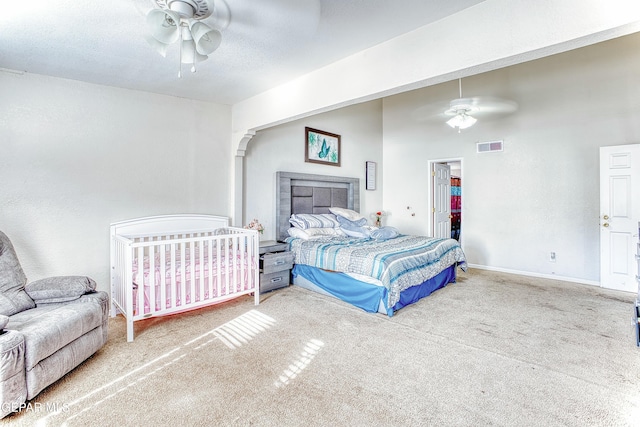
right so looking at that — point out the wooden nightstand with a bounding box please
[259,240,294,293]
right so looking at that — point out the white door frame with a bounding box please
[428,158,463,240]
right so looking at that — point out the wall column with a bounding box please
[233,131,256,227]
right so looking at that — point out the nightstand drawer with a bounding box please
[260,252,294,274]
[260,271,290,292]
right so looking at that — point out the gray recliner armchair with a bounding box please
[0,231,108,418]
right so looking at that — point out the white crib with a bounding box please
[110,214,260,342]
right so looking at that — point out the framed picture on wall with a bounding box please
[366,161,376,190]
[305,127,341,166]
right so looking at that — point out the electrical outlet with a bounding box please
[549,252,556,262]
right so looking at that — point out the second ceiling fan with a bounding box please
[443,78,518,132]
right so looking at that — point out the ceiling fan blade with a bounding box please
[412,95,518,123]
[206,0,231,30]
[131,0,158,16]
[411,100,451,122]
[443,97,518,119]
[454,96,518,115]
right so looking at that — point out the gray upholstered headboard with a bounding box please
[276,171,360,242]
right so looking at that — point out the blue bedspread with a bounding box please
[287,235,467,308]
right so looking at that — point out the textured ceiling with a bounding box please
[0,0,485,105]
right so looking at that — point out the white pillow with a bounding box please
[287,227,345,240]
[329,207,364,221]
[288,227,311,240]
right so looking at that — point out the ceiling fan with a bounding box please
[441,79,518,132]
[143,0,230,77]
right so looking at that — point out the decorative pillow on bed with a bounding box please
[370,226,400,241]
[25,276,96,304]
[342,228,371,239]
[289,214,339,229]
[337,216,372,238]
[329,207,365,222]
[288,227,344,240]
[336,216,367,228]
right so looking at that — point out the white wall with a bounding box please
[231,0,640,135]
[243,101,383,241]
[230,0,640,236]
[0,72,231,292]
[382,33,640,283]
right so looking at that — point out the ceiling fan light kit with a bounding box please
[146,0,222,77]
[446,112,477,130]
[445,79,479,132]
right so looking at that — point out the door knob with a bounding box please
[603,215,609,220]
[603,223,609,227]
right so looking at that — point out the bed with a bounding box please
[110,214,260,342]
[276,172,466,316]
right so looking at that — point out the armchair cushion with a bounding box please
[0,232,35,316]
[25,276,96,304]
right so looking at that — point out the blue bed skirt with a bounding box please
[292,264,457,316]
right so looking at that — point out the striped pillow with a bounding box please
[289,214,339,229]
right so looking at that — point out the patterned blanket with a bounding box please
[287,235,467,308]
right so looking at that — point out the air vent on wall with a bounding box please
[477,140,503,153]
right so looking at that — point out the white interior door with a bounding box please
[599,144,640,292]
[433,163,451,238]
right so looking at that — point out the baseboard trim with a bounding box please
[466,263,601,288]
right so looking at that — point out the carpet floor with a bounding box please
[4,268,640,426]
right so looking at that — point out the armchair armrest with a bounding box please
[0,320,26,419]
[24,276,96,304]
[0,315,8,332]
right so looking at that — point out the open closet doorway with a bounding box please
[429,159,463,242]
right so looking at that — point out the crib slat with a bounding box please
[180,240,187,307]
[189,239,195,303]
[149,241,157,314]
[216,237,222,297]
[170,241,177,309]
[232,235,239,293]
[240,234,246,292]
[198,236,205,302]
[224,237,233,295]
[159,242,166,311]
[207,238,213,299]
[136,245,145,316]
